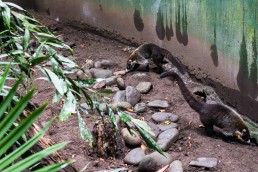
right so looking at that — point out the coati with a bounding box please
[160,71,251,143]
[126,43,186,75]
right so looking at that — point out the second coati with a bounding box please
[126,43,186,75]
[160,71,250,143]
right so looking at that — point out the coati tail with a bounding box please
[170,57,186,75]
[160,71,203,112]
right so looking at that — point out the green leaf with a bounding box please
[0,116,53,170]
[62,43,74,55]
[1,3,11,28]
[0,63,11,92]
[74,78,97,87]
[106,104,118,131]
[81,89,93,110]
[118,111,132,123]
[66,77,81,100]
[33,160,75,172]
[135,125,165,156]
[132,119,155,136]
[2,142,68,172]
[0,74,24,119]
[40,67,67,96]
[93,95,104,117]
[56,54,78,68]
[59,91,76,121]
[53,91,62,103]
[5,2,25,11]
[45,41,64,49]
[23,28,30,51]
[33,42,45,58]
[35,32,55,38]
[98,89,114,94]
[0,101,47,157]
[77,112,93,147]
[30,54,51,66]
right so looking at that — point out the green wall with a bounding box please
[24,0,258,120]
[90,0,258,99]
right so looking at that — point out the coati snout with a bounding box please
[126,51,149,72]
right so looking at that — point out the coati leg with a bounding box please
[151,53,167,73]
[204,125,214,137]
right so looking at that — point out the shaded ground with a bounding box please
[32,13,257,172]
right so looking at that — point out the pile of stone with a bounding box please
[67,58,218,172]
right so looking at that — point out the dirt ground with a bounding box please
[31,13,258,172]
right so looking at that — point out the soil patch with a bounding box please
[32,13,257,172]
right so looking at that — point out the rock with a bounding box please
[147,100,170,108]
[138,152,172,172]
[105,76,118,86]
[92,80,106,89]
[80,103,95,110]
[94,60,117,68]
[134,103,147,113]
[84,59,94,69]
[121,128,141,147]
[169,160,183,172]
[57,35,64,42]
[114,70,127,76]
[126,86,141,106]
[113,91,126,103]
[45,61,52,66]
[84,69,93,78]
[158,123,178,131]
[127,122,135,128]
[190,157,218,168]
[90,68,113,78]
[152,112,179,123]
[157,128,179,151]
[129,73,151,82]
[147,122,160,138]
[110,102,132,111]
[109,86,120,92]
[28,39,37,48]
[76,70,92,79]
[66,42,76,48]
[115,115,121,126]
[100,103,108,113]
[117,77,126,90]
[95,167,128,172]
[136,82,152,94]
[124,148,145,165]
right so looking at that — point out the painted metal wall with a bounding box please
[18,0,258,121]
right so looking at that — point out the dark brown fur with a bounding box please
[160,71,250,143]
[126,43,186,74]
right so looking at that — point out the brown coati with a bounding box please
[160,71,250,143]
[126,43,186,74]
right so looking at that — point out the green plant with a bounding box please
[0,64,73,171]
[0,1,164,154]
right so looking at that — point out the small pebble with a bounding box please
[147,100,170,108]
[117,77,126,90]
[136,82,152,94]
[190,157,218,168]
[134,103,147,113]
